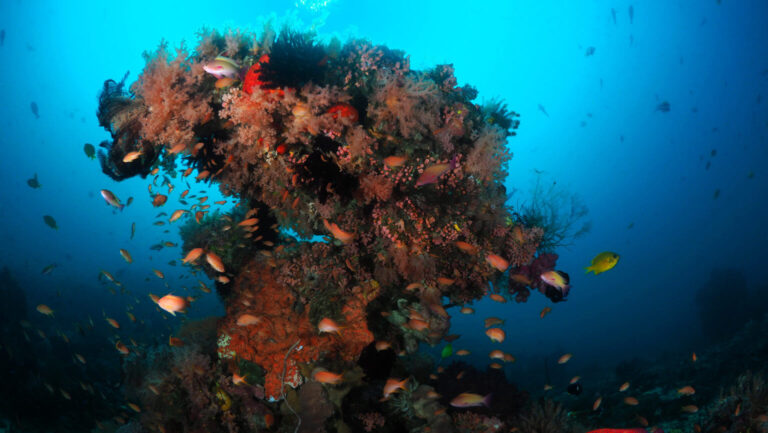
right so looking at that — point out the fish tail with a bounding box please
[119,204,125,212]
[584,266,593,274]
[483,393,492,407]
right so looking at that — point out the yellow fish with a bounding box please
[585,251,620,275]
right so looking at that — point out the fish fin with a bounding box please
[584,266,593,274]
[483,393,492,407]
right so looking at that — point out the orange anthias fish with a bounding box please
[541,270,571,296]
[592,397,602,411]
[318,317,343,334]
[323,219,354,244]
[624,396,639,406]
[100,189,124,211]
[383,378,408,399]
[182,248,204,264]
[106,318,120,329]
[485,254,509,272]
[169,336,184,347]
[238,218,259,227]
[489,350,505,360]
[169,210,187,223]
[383,155,408,168]
[36,304,54,317]
[122,151,142,163]
[540,307,552,318]
[619,381,630,392]
[407,318,430,331]
[677,386,695,396]
[119,249,133,263]
[484,317,504,328]
[489,293,507,303]
[205,251,225,273]
[232,373,248,385]
[558,353,573,364]
[450,392,491,408]
[416,162,453,187]
[681,404,698,413]
[236,314,261,326]
[375,341,392,351]
[115,341,130,355]
[454,241,478,254]
[152,194,168,207]
[485,328,505,343]
[157,294,188,316]
[313,370,343,385]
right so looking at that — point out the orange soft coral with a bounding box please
[217,260,375,400]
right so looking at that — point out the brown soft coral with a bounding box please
[132,44,212,147]
[368,70,443,139]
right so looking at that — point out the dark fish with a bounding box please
[83,143,96,159]
[43,215,58,230]
[538,104,549,118]
[611,8,616,25]
[656,101,671,112]
[713,189,720,199]
[30,102,39,119]
[627,222,635,229]
[629,5,634,24]
[150,243,164,251]
[130,222,136,240]
[711,149,717,157]
[585,46,596,56]
[126,197,134,206]
[705,161,711,170]
[567,383,582,395]
[27,173,41,189]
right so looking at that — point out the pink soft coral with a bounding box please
[132,44,212,147]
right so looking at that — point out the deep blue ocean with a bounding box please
[1,1,767,432]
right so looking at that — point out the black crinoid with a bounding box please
[258,29,328,89]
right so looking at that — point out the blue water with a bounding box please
[1,0,767,429]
